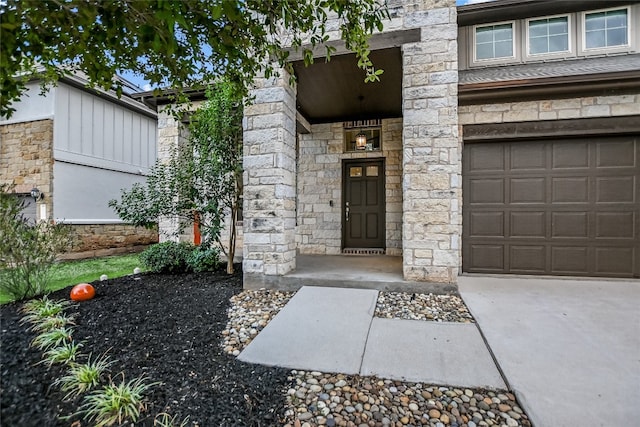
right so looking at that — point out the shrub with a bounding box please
[55,353,114,400]
[187,246,220,273]
[139,241,195,273]
[77,375,159,427]
[42,341,82,367]
[0,186,71,301]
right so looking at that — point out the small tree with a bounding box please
[109,80,243,274]
[0,185,71,301]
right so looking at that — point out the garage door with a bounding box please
[463,136,639,278]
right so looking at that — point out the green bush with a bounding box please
[0,186,71,301]
[139,242,195,273]
[187,246,220,273]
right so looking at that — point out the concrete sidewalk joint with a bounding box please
[239,286,505,390]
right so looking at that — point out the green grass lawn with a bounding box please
[0,253,144,304]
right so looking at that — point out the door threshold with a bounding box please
[342,248,385,255]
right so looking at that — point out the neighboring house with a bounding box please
[0,73,159,258]
[152,0,640,286]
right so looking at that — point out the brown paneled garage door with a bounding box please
[463,136,639,278]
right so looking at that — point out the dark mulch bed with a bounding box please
[1,268,292,426]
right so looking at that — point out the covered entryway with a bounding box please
[463,136,640,278]
[343,159,385,252]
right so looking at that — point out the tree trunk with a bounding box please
[227,205,236,274]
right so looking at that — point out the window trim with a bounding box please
[472,20,518,65]
[579,6,632,55]
[525,13,573,59]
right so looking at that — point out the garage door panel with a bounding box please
[468,178,504,204]
[552,141,590,169]
[552,212,588,238]
[511,144,546,170]
[596,176,635,203]
[510,245,546,272]
[552,177,589,203]
[595,248,635,275]
[469,245,504,270]
[597,140,636,168]
[596,212,635,239]
[469,212,504,237]
[551,247,589,274]
[511,212,545,238]
[510,178,545,203]
[468,144,505,172]
[463,136,639,278]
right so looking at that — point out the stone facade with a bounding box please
[241,0,461,286]
[69,224,158,253]
[458,93,640,125]
[0,119,54,220]
[399,0,461,283]
[242,70,298,282]
[156,106,197,242]
[296,119,403,256]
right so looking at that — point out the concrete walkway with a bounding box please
[459,276,640,427]
[238,286,506,389]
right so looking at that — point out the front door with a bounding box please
[343,159,385,250]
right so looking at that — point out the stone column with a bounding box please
[243,69,297,287]
[401,1,461,283]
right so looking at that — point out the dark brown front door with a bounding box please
[463,136,640,278]
[343,159,385,250]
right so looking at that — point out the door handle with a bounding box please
[345,202,350,222]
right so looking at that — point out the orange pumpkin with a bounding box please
[70,283,95,301]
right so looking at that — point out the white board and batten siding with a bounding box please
[52,83,157,223]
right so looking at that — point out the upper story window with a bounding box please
[584,8,629,49]
[475,22,515,61]
[528,16,570,55]
[464,5,638,69]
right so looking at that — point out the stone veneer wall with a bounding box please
[156,105,201,243]
[400,0,461,283]
[0,119,54,219]
[69,224,158,253]
[458,93,640,125]
[243,70,298,279]
[296,118,403,256]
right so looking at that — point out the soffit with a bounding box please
[293,47,403,125]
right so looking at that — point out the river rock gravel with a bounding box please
[283,371,531,427]
[222,289,295,355]
[375,292,475,323]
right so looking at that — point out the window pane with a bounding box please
[529,21,547,38]
[366,166,379,177]
[350,167,362,177]
[476,43,494,59]
[585,13,605,31]
[586,30,606,48]
[549,35,568,52]
[529,37,548,54]
[475,23,513,60]
[606,10,627,28]
[495,40,513,57]
[476,27,494,43]
[494,25,513,41]
[607,28,628,46]
[548,18,568,35]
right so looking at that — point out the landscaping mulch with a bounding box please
[1,268,292,427]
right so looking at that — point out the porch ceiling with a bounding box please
[292,47,403,125]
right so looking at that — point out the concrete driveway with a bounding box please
[458,276,640,427]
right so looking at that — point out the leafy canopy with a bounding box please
[1,0,389,117]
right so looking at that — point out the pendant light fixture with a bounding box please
[355,95,367,150]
